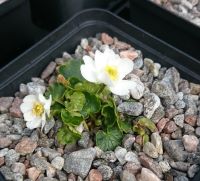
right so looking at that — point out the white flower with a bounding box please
[20,94,52,130]
[81,48,141,96]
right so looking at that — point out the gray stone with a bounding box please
[159,160,171,173]
[183,135,199,152]
[13,173,23,181]
[0,113,9,122]
[46,165,56,178]
[92,159,108,168]
[114,146,127,165]
[0,166,14,180]
[170,161,190,172]
[38,138,54,148]
[140,168,160,181]
[97,165,113,180]
[171,128,183,139]
[175,100,186,109]
[38,178,58,181]
[19,83,28,96]
[183,123,195,134]
[174,176,189,181]
[5,149,20,166]
[117,102,143,116]
[120,170,137,181]
[122,134,135,150]
[51,156,64,170]
[188,164,200,178]
[195,127,200,137]
[151,132,163,154]
[41,147,61,161]
[0,148,8,157]
[27,82,46,95]
[143,142,158,158]
[30,155,51,171]
[7,134,22,141]
[56,170,67,181]
[78,132,90,148]
[187,152,200,164]
[11,162,26,175]
[0,97,14,113]
[163,140,188,161]
[143,93,161,119]
[63,148,96,178]
[0,137,12,148]
[125,151,140,164]
[100,151,117,162]
[41,61,56,79]
[173,114,184,128]
[133,50,143,69]
[151,105,165,123]
[94,146,103,158]
[44,119,55,134]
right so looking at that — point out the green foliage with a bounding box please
[133,116,157,145]
[48,59,127,151]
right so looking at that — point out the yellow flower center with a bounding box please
[105,65,118,80]
[32,102,44,117]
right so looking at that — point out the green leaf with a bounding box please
[118,120,132,133]
[74,81,102,94]
[51,102,64,116]
[48,83,66,102]
[61,109,83,126]
[96,128,122,151]
[133,125,145,136]
[59,60,84,80]
[143,134,149,145]
[101,105,116,128]
[137,117,157,132]
[81,92,101,117]
[57,126,81,145]
[66,92,86,112]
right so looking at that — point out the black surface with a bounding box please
[0,0,48,68]
[0,9,200,180]
[30,0,126,30]
[129,0,200,60]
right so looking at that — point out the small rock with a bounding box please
[187,152,200,164]
[143,93,160,119]
[175,100,186,109]
[114,146,127,165]
[101,33,114,45]
[92,159,108,168]
[46,165,56,178]
[159,160,171,173]
[174,176,189,181]
[190,83,200,95]
[188,164,200,178]
[125,151,140,164]
[78,132,90,148]
[80,38,89,49]
[163,140,188,161]
[151,105,165,124]
[44,119,55,134]
[0,166,14,180]
[140,168,160,181]
[0,137,12,148]
[157,118,170,132]
[11,162,26,175]
[120,50,138,61]
[195,127,200,137]
[143,142,158,158]
[9,97,23,118]
[171,128,183,139]
[13,173,23,181]
[88,169,103,181]
[120,170,137,181]
[7,134,22,141]
[101,151,117,162]
[0,148,8,157]
[5,149,20,166]
[51,156,64,170]
[165,108,179,119]
[123,162,141,174]
[67,173,76,181]
[114,38,131,50]
[183,135,199,152]
[27,167,41,181]
[173,114,184,128]
[19,83,28,96]
[163,121,178,134]
[0,157,5,166]
[170,161,190,172]
[30,155,51,171]
[0,97,14,113]
[38,138,54,148]
[151,132,163,154]
[183,124,194,136]
[185,115,197,126]
[41,147,61,161]
[15,138,37,155]
[56,170,67,181]
[27,82,46,95]
[41,61,56,79]
[97,165,113,180]
[63,148,96,178]
[117,102,143,116]
[122,134,135,150]
[133,50,143,69]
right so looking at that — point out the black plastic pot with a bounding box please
[29,0,125,30]
[129,0,200,60]
[0,0,48,68]
[0,9,200,180]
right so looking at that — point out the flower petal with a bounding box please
[83,55,94,65]
[118,59,134,79]
[94,50,108,70]
[23,95,37,103]
[108,80,138,96]
[26,119,42,129]
[23,111,35,122]
[80,64,98,83]
[20,102,33,113]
